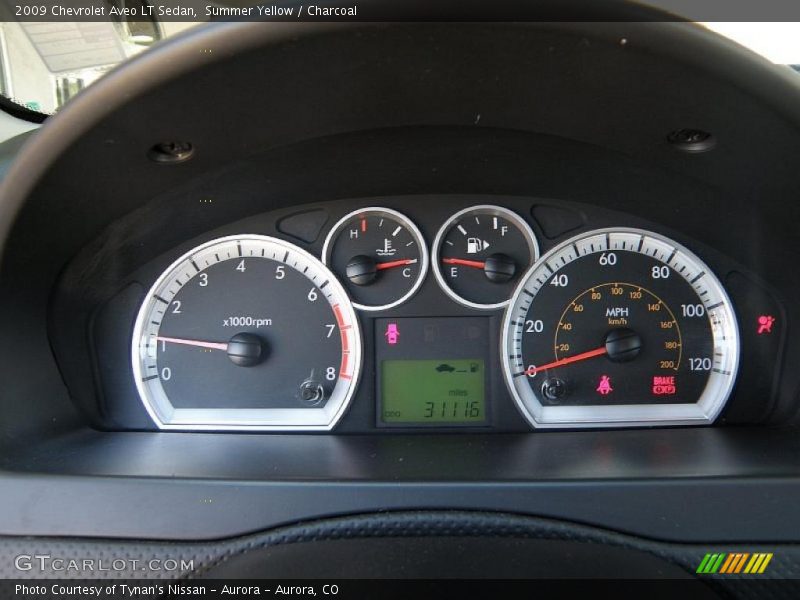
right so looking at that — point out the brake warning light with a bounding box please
[652,376,676,395]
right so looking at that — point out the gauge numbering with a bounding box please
[132,235,362,431]
[502,228,739,428]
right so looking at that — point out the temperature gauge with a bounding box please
[433,205,539,309]
[323,207,429,310]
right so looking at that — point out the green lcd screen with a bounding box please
[381,359,486,424]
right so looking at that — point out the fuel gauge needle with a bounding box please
[442,257,486,269]
[156,336,229,351]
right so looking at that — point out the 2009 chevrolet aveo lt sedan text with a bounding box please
[0,2,799,596]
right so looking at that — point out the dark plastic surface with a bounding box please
[0,18,800,547]
[5,510,799,599]
[200,538,702,580]
[1,427,800,541]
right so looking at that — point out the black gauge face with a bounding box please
[132,235,361,431]
[433,205,539,309]
[323,207,428,310]
[503,228,739,428]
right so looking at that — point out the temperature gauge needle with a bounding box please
[375,258,418,271]
[526,347,608,375]
[156,336,229,351]
[442,257,486,269]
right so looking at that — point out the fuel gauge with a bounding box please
[323,207,428,311]
[433,205,539,309]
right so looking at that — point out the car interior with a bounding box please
[0,1,799,595]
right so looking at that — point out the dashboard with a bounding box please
[2,14,800,587]
[74,196,771,433]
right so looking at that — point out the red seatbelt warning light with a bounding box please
[596,375,613,395]
[757,315,776,335]
[652,376,676,395]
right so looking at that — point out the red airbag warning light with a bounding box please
[652,376,676,395]
[757,315,776,335]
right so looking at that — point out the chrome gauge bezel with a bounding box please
[502,227,740,428]
[131,234,363,431]
[322,207,429,311]
[432,205,540,310]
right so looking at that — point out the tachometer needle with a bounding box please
[375,258,418,271]
[156,336,229,351]
[526,347,608,375]
[442,257,486,269]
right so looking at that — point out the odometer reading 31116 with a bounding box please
[502,228,739,428]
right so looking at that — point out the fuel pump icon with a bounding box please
[467,238,490,254]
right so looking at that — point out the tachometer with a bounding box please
[132,235,362,430]
[502,228,739,428]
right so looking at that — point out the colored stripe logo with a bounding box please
[696,553,773,574]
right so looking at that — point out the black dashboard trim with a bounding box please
[1,427,800,542]
[2,17,800,551]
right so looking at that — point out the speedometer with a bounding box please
[502,228,739,428]
[132,235,362,431]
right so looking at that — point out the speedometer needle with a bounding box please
[156,336,229,351]
[526,347,607,376]
[526,328,643,375]
[375,258,418,271]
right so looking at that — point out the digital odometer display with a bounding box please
[375,317,490,427]
[381,359,485,424]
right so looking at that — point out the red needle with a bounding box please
[443,257,486,269]
[375,258,418,271]
[156,336,229,351]
[526,347,608,375]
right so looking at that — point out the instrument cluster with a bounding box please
[124,198,754,432]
